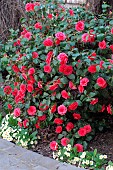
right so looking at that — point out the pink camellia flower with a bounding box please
[57,53,68,64]
[80,77,89,86]
[32,52,38,59]
[24,32,32,40]
[90,98,98,105]
[58,105,67,115]
[28,68,35,75]
[74,144,83,152]
[61,90,70,99]
[107,104,112,114]
[14,108,21,117]
[25,3,35,12]
[66,122,74,131]
[111,27,113,34]
[43,38,53,47]
[69,9,74,16]
[61,137,70,146]
[69,81,76,89]
[4,86,12,95]
[84,124,92,133]
[27,106,36,116]
[99,40,106,49]
[34,22,42,30]
[75,21,84,32]
[44,65,52,73]
[50,141,58,150]
[96,77,107,88]
[78,127,87,136]
[55,32,66,41]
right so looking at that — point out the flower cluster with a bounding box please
[1,0,113,167]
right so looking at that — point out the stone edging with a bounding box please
[0,138,86,170]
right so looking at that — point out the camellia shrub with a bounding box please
[1,0,113,164]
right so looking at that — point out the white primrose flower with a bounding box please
[80,152,86,159]
[60,156,63,160]
[106,165,113,170]
[99,155,104,159]
[90,161,94,165]
[103,155,107,159]
[74,157,80,162]
[85,160,90,165]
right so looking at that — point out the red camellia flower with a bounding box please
[109,45,113,53]
[20,84,26,93]
[78,85,84,93]
[27,106,36,116]
[88,65,97,73]
[7,104,12,110]
[54,118,63,124]
[27,84,34,92]
[96,77,107,88]
[55,126,62,133]
[12,65,20,73]
[99,40,106,49]
[4,86,12,95]
[48,14,53,19]
[38,114,46,121]
[111,27,113,34]
[39,103,49,111]
[50,141,58,150]
[90,98,98,105]
[74,144,83,152]
[84,125,92,133]
[66,122,74,131]
[23,119,29,128]
[69,9,74,16]
[32,52,38,59]
[61,90,70,99]
[58,105,67,115]
[68,102,78,111]
[75,21,84,32]
[46,51,53,65]
[59,64,73,76]
[61,137,70,146]
[25,3,35,12]
[28,68,35,75]
[14,108,21,117]
[55,32,66,41]
[80,77,89,86]
[49,84,58,91]
[73,113,81,120]
[43,38,53,47]
[18,121,22,128]
[44,65,52,73]
[51,104,57,113]
[82,32,95,43]
[34,22,42,30]
[57,53,68,64]
[107,104,112,114]
[78,127,87,136]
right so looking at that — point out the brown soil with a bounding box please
[88,131,113,161]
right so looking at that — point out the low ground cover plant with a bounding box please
[0,0,113,169]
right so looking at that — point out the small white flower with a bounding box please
[103,155,107,159]
[99,155,104,159]
[106,165,113,170]
[85,160,90,165]
[74,157,80,162]
[90,161,93,165]
[60,156,63,160]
